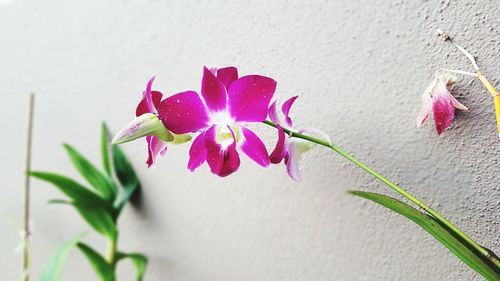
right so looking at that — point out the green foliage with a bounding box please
[72,201,117,240]
[63,143,117,202]
[117,252,148,281]
[39,233,85,281]
[351,191,500,281]
[101,124,112,176]
[32,123,147,281]
[111,136,141,212]
[29,172,116,217]
[77,243,116,281]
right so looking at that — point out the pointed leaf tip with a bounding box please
[63,144,117,202]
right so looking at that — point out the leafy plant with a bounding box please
[31,123,147,281]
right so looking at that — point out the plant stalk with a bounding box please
[436,29,500,137]
[476,71,500,137]
[106,237,117,267]
[262,120,499,267]
[21,93,35,281]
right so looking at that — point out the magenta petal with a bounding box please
[188,132,207,172]
[269,124,286,164]
[158,91,210,134]
[146,136,168,168]
[432,92,455,135]
[268,100,281,124]
[202,66,227,112]
[204,125,240,177]
[216,67,238,90]
[136,91,163,116]
[136,76,161,116]
[144,76,156,112]
[241,127,270,167]
[228,75,277,122]
[281,96,298,127]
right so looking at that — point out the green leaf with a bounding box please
[351,191,500,281]
[112,144,141,211]
[72,201,117,240]
[116,252,148,281]
[48,199,71,205]
[77,242,115,281]
[64,144,117,202]
[39,233,85,281]
[29,172,114,215]
[101,123,112,176]
[30,170,117,246]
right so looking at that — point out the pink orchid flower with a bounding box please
[417,73,469,135]
[158,66,277,177]
[268,96,330,181]
[113,76,190,167]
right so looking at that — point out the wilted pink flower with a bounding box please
[159,66,276,177]
[268,96,330,181]
[417,73,468,135]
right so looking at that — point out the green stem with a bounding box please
[21,239,31,281]
[106,237,117,267]
[263,120,498,266]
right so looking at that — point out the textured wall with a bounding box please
[0,0,499,280]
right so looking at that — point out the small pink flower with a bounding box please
[417,73,468,135]
[159,66,277,177]
[268,96,330,181]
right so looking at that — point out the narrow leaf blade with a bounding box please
[64,144,117,201]
[117,252,148,281]
[72,202,117,240]
[77,242,115,281]
[101,123,112,175]
[351,191,500,280]
[112,144,141,211]
[29,172,115,215]
[39,233,85,281]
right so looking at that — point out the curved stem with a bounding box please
[435,28,479,71]
[263,120,499,266]
[435,68,477,77]
[436,29,499,136]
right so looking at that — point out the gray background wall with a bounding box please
[1,0,499,280]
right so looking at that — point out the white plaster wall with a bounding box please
[0,0,499,280]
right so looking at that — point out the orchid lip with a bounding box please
[215,124,241,149]
[208,111,243,148]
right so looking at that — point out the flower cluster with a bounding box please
[113,66,323,180]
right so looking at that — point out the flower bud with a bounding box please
[112,113,174,144]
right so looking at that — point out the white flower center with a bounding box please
[210,111,242,149]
